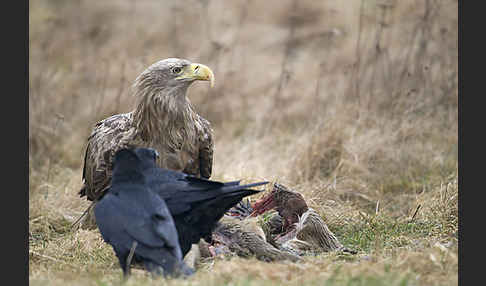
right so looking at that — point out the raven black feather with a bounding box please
[94,148,193,277]
[132,148,268,257]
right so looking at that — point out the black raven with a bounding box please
[132,148,268,257]
[94,148,193,277]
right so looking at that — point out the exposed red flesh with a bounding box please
[250,193,276,217]
[208,245,217,257]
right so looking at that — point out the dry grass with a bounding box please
[29,0,458,285]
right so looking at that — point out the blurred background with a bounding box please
[29,0,457,283]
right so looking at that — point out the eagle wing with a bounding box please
[79,112,135,201]
[197,116,213,179]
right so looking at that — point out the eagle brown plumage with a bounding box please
[75,58,215,228]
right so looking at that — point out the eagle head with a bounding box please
[133,58,214,96]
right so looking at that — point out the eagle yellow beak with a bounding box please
[177,63,215,88]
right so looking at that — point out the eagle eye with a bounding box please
[171,66,182,74]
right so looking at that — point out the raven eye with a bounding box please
[153,214,165,221]
[171,67,182,74]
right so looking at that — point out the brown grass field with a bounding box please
[29,0,458,285]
